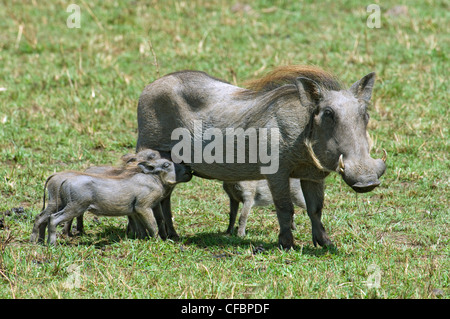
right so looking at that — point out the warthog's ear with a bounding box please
[350,72,376,102]
[121,153,138,164]
[295,77,322,107]
[138,162,155,174]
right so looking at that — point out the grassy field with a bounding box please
[0,0,448,299]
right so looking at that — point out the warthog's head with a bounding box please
[138,159,192,184]
[122,148,162,164]
[296,72,386,193]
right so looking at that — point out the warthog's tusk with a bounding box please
[338,154,345,174]
[382,149,387,163]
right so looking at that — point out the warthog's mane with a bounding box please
[235,65,343,172]
[240,65,342,94]
[169,66,343,171]
[228,65,343,117]
[96,164,143,178]
[233,65,343,118]
[52,163,143,180]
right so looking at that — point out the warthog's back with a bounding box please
[60,174,159,216]
[137,71,247,154]
[138,69,314,181]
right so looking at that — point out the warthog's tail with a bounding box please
[42,175,53,211]
[42,174,58,211]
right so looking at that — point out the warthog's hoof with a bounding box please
[278,232,295,250]
[237,228,246,237]
[312,232,333,248]
[168,233,180,241]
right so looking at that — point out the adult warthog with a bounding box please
[136,65,387,249]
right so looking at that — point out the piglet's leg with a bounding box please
[134,207,158,238]
[48,204,86,245]
[226,198,240,235]
[61,214,84,236]
[237,198,255,237]
[127,215,143,238]
[30,203,57,243]
[62,219,74,237]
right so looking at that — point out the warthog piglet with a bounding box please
[223,179,306,237]
[63,148,162,236]
[30,159,191,245]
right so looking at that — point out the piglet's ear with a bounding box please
[350,72,376,102]
[121,153,138,164]
[138,162,154,174]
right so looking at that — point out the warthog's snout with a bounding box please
[177,165,193,183]
[351,178,381,193]
[338,150,387,193]
[182,170,193,182]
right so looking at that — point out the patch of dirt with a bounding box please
[1,207,31,230]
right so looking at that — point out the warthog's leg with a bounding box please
[127,215,144,238]
[75,215,84,234]
[62,219,73,236]
[266,173,295,249]
[127,216,154,239]
[62,214,84,237]
[130,200,173,239]
[152,203,167,240]
[129,215,152,238]
[226,197,240,235]
[291,181,307,231]
[134,207,159,238]
[290,215,297,231]
[237,198,255,237]
[160,194,180,240]
[30,204,57,243]
[48,204,87,245]
[300,179,332,247]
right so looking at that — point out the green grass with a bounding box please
[0,0,448,299]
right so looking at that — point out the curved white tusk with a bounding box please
[338,154,345,174]
[382,149,387,163]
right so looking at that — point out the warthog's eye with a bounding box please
[163,162,171,168]
[322,107,335,121]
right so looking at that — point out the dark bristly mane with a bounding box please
[236,65,342,99]
[233,65,342,170]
